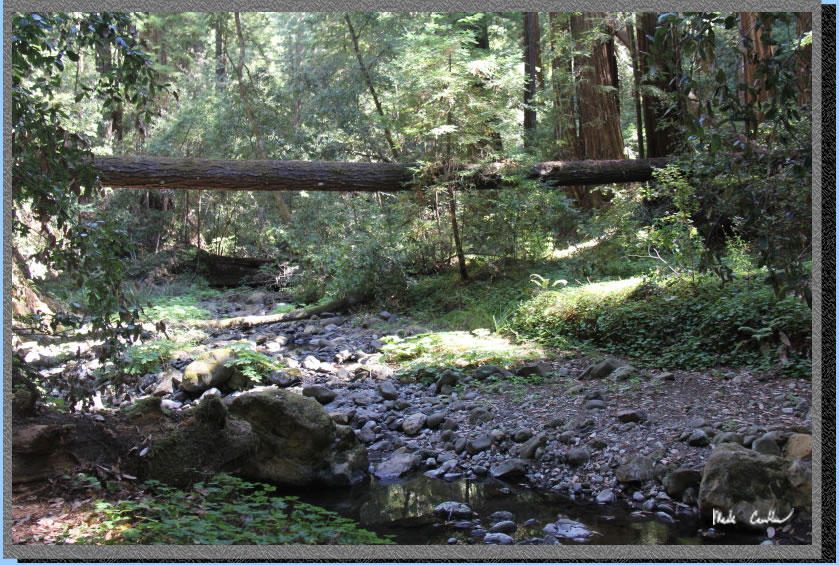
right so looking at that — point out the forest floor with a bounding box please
[11,288,814,545]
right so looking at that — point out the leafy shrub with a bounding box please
[122,340,184,376]
[64,473,394,545]
[225,343,282,383]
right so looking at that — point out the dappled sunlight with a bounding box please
[380,329,544,370]
[550,230,616,259]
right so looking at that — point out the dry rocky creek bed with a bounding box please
[12,291,814,546]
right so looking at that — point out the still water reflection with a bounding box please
[286,474,761,545]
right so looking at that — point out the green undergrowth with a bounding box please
[380,330,544,373]
[63,473,394,545]
[512,274,811,375]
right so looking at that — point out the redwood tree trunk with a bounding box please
[796,12,812,108]
[523,12,542,137]
[570,12,625,208]
[636,13,682,157]
[739,12,775,137]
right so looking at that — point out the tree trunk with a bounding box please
[636,13,682,157]
[215,14,225,92]
[344,14,399,162]
[627,18,645,159]
[739,12,775,137]
[796,12,812,108]
[93,155,670,192]
[523,12,541,137]
[570,12,625,208]
[447,184,469,281]
[188,294,369,329]
[229,12,292,224]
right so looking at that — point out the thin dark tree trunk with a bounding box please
[215,15,225,92]
[229,12,292,224]
[447,184,469,281]
[523,12,541,138]
[627,18,645,159]
[344,13,399,162]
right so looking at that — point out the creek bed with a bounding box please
[281,473,764,545]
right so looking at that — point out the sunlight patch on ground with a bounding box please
[380,330,544,370]
[550,233,612,259]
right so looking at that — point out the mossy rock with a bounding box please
[181,348,235,393]
[123,396,169,419]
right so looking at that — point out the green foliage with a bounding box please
[225,344,283,383]
[381,330,542,373]
[512,274,811,374]
[65,473,394,545]
[122,340,184,376]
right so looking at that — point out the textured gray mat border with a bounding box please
[3,0,826,561]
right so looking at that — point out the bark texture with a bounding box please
[93,155,670,192]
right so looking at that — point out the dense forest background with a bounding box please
[9,10,817,548]
[13,10,813,391]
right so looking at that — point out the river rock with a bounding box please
[302,385,337,405]
[516,362,551,378]
[490,458,527,479]
[374,450,421,480]
[617,409,647,423]
[543,519,594,540]
[489,511,515,522]
[513,429,533,443]
[426,412,446,429]
[435,370,459,393]
[584,400,606,410]
[483,532,514,545]
[579,358,624,380]
[616,456,656,483]
[228,388,368,487]
[181,348,236,392]
[473,365,504,380]
[566,447,590,467]
[301,355,322,371]
[517,433,547,459]
[466,434,492,455]
[698,443,811,530]
[752,437,781,456]
[488,520,517,534]
[712,432,744,446]
[402,413,427,435]
[153,369,182,396]
[610,365,638,381]
[377,381,398,400]
[269,370,301,387]
[687,429,710,447]
[357,421,377,443]
[663,468,703,497]
[596,489,616,503]
[434,501,473,519]
[468,408,493,424]
[784,433,812,461]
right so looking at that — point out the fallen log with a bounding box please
[186,295,366,329]
[92,156,670,192]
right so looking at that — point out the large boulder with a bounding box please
[698,443,811,530]
[228,388,368,487]
[181,348,236,392]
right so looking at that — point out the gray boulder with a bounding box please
[374,450,421,480]
[663,468,703,497]
[229,388,368,487]
[402,413,427,435]
[698,443,811,530]
[483,533,514,544]
[616,456,656,483]
[466,434,493,455]
[434,501,473,520]
[517,433,547,459]
[566,447,590,467]
[377,381,398,400]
